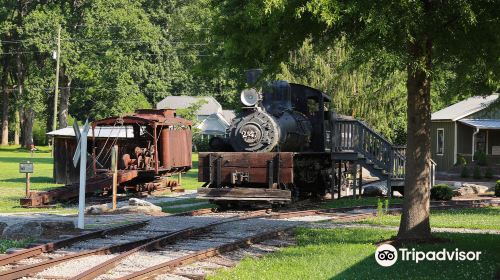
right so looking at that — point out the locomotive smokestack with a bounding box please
[245,69,262,85]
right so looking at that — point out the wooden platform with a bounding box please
[197,187,291,201]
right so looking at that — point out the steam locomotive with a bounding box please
[197,71,336,207]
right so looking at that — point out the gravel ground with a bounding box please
[87,217,300,279]
[6,200,498,280]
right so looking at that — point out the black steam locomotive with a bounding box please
[197,72,336,207]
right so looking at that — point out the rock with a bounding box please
[463,183,489,194]
[86,204,110,214]
[2,221,43,240]
[129,198,155,207]
[0,222,8,234]
[362,184,387,196]
[40,221,75,235]
[114,205,163,215]
[453,183,489,196]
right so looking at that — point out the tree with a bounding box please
[277,39,407,144]
[213,0,499,241]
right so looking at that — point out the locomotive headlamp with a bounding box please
[240,88,259,107]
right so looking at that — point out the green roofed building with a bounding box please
[431,93,500,171]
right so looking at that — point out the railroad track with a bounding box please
[0,198,496,279]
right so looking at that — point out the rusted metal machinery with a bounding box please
[21,109,192,207]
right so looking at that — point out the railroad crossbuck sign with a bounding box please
[72,121,89,167]
[73,119,90,229]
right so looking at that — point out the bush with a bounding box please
[485,168,494,179]
[473,166,482,179]
[455,154,467,166]
[193,134,210,152]
[473,150,488,166]
[495,180,500,197]
[460,166,469,178]
[430,184,453,201]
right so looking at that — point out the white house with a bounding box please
[156,96,235,137]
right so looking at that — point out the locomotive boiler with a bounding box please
[197,72,335,207]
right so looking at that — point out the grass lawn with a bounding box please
[318,197,403,209]
[209,227,500,280]
[356,207,500,230]
[0,146,72,213]
[0,146,202,213]
[181,153,203,191]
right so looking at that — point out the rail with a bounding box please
[332,118,406,180]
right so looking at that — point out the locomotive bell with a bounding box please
[240,88,259,107]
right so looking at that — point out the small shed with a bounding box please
[47,126,134,184]
[431,93,500,171]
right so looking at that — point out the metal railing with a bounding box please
[332,118,406,180]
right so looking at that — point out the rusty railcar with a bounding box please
[21,109,192,207]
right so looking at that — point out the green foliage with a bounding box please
[376,198,383,216]
[319,197,403,209]
[473,166,483,179]
[277,39,407,143]
[384,198,389,214]
[430,184,453,201]
[473,151,488,166]
[0,239,32,254]
[0,0,241,145]
[456,154,467,166]
[175,98,208,126]
[461,166,470,178]
[192,134,210,152]
[32,121,47,146]
[495,181,500,197]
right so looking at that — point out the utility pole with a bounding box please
[52,25,61,133]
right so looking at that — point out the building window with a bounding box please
[437,128,444,155]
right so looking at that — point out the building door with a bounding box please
[475,130,487,155]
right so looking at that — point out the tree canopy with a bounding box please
[211,0,500,240]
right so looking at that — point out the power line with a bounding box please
[0,50,217,56]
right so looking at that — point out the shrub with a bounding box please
[430,184,453,201]
[377,198,383,216]
[461,166,469,178]
[496,180,500,197]
[484,168,494,179]
[473,166,482,179]
[455,154,467,166]
[193,134,210,152]
[474,150,488,166]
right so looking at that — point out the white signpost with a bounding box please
[74,120,90,229]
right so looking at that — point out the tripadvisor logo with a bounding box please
[375,244,398,267]
[375,244,482,267]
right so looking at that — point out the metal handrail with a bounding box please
[333,118,406,180]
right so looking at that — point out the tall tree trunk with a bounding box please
[21,107,34,148]
[397,38,432,241]
[58,70,71,128]
[14,109,20,145]
[1,68,9,146]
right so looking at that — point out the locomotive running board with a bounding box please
[197,187,291,201]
